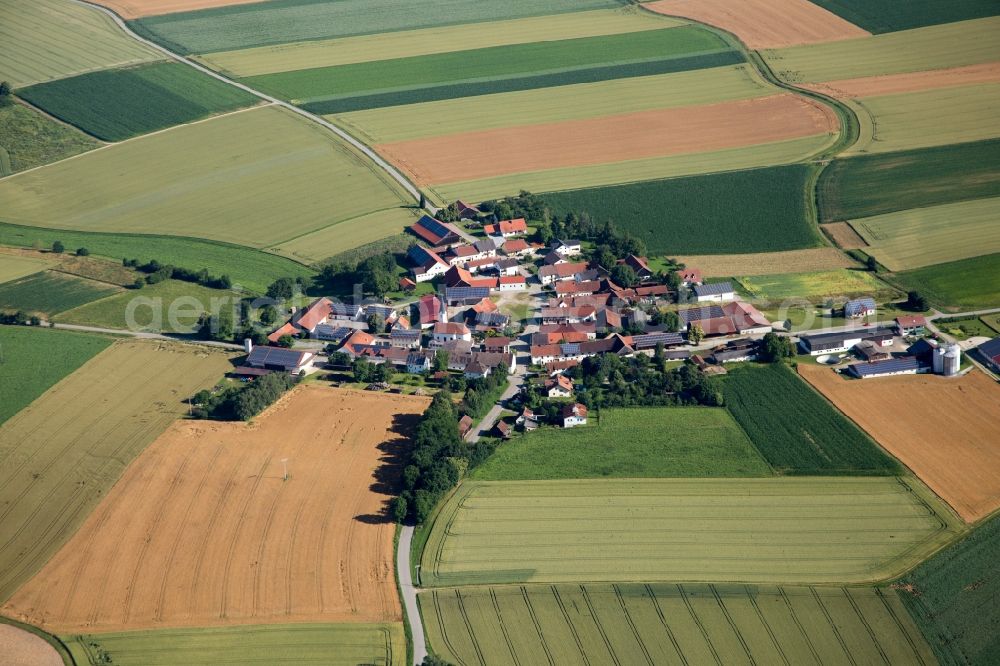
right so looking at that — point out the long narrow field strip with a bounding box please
[763,17,1000,83]
[198,8,686,77]
[894,253,1000,311]
[0,106,412,250]
[335,65,770,143]
[18,62,258,142]
[0,271,122,317]
[0,254,53,284]
[734,269,891,303]
[0,0,160,88]
[674,248,854,276]
[382,94,838,186]
[0,103,99,175]
[0,340,233,602]
[0,326,111,427]
[422,583,936,666]
[644,0,869,48]
[3,386,428,632]
[818,139,1000,222]
[800,366,1000,523]
[804,62,1000,99]
[131,0,624,55]
[269,207,419,264]
[419,478,960,587]
[63,623,405,666]
[809,0,1000,34]
[849,196,1000,271]
[431,134,836,202]
[94,0,269,20]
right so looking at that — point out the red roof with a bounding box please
[483,337,512,349]
[399,277,416,289]
[418,294,442,322]
[679,268,702,283]
[539,262,587,279]
[267,321,300,343]
[296,297,333,332]
[502,239,530,253]
[469,277,499,289]
[896,315,927,327]
[434,322,470,336]
[562,403,587,419]
[499,275,525,285]
[555,280,599,295]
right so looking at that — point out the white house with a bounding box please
[693,281,735,303]
[432,321,472,344]
[561,402,588,428]
[553,239,582,256]
[498,275,527,291]
[545,374,574,398]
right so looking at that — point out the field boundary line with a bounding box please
[613,585,655,666]
[874,587,930,666]
[581,585,624,666]
[810,587,858,666]
[709,584,758,665]
[843,588,891,665]
[677,584,724,666]
[520,586,556,666]
[778,587,823,664]
[745,584,791,666]
[646,584,689,665]
[488,588,521,666]
[551,586,593,666]
[263,204,414,252]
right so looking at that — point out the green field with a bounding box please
[337,64,769,143]
[542,165,820,254]
[0,254,52,284]
[131,0,624,55]
[63,623,405,666]
[0,326,110,426]
[0,340,233,601]
[472,407,772,480]
[199,8,684,77]
[896,513,1000,665]
[818,139,1000,222]
[723,364,899,475]
[894,253,1000,310]
[763,17,1000,83]
[0,222,315,295]
[19,62,257,142]
[850,196,1000,271]
[810,0,1000,33]
[422,583,936,665]
[735,269,893,303]
[419,477,960,587]
[271,207,419,264]
[0,102,98,175]
[0,271,122,317]
[54,279,226,333]
[0,106,413,258]
[243,26,729,102]
[0,0,159,88]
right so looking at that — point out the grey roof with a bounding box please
[495,258,520,269]
[678,305,724,324]
[712,348,757,362]
[845,297,877,316]
[693,281,733,297]
[408,244,437,266]
[474,239,496,253]
[391,328,421,340]
[476,311,510,327]
[976,336,1000,359]
[246,346,308,369]
[801,326,896,349]
[849,356,924,377]
[631,332,685,349]
[446,286,490,301]
[365,304,395,318]
[313,324,352,342]
[406,352,429,366]
[330,302,361,317]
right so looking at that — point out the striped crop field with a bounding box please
[894,253,1000,310]
[419,478,961,587]
[0,106,413,262]
[849,196,1000,270]
[808,0,1000,33]
[421,583,936,666]
[0,271,122,317]
[0,0,160,88]
[0,340,233,601]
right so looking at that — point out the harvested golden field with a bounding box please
[92,0,265,19]
[823,221,868,249]
[0,624,62,666]
[804,62,1000,99]
[800,365,1000,523]
[643,0,869,49]
[674,248,854,276]
[4,385,429,633]
[380,94,838,185]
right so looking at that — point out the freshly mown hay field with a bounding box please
[419,477,959,587]
[0,103,99,175]
[433,134,835,202]
[0,622,63,666]
[270,207,419,264]
[809,0,1000,33]
[644,0,869,49]
[5,386,428,632]
[0,326,110,426]
[818,138,1000,222]
[335,64,768,143]
[894,253,1000,310]
[200,8,685,77]
[896,514,1000,666]
[0,0,160,88]
[734,269,893,303]
[0,340,232,602]
[18,62,258,142]
[722,363,899,475]
[0,271,122,317]
[674,248,853,277]
[0,254,53,284]
[763,17,1000,83]
[471,407,772,480]
[0,222,316,295]
[94,0,270,20]
[54,279,226,333]
[379,94,837,187]
[131,0,623,55]
[849,196,1000,271]
[0,106,412,253]
[800,366,1000,523]
[805,62,1000,100]
[543,165,819,255]
[422,583,935,666]
[63,623,405,666]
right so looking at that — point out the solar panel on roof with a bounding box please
[247,346,305,368]
[679,306,724,323]
[446,287,490,300]
[694,281,733,296]
[417,215,452,239]
[314,325,351,341]
[560,343,581,355]
[850,357,923,377]
[633,332,684,348]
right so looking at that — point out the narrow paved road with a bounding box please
[466,371,525,443]
[49,322,244,350]
[397,526,427,666]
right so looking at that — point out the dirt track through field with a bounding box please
[800,365,1000,523]
[92,0,266,19]
[3,385,429,633]
[804,62,1000,99]
[379,94,838,185]
[643,0,869,49]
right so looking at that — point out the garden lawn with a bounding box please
[54,280,226,333]
[809,0,1000,33]
[472,407,772,480]
[0,271,121,317]
[893,254,1000,310]
[0,326,110,425]
[18,62,257,142]
[0,103,98,175]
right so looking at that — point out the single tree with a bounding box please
[662,310,680,333]
[75,247,89,256]
[905,290,928,312]
[610,264,637,288]
[266,277,297,301]
[760,332,794,362]
[866,255,878,272]
[688,323,705,345]
[277,334,295,348]
[51,240,65,254]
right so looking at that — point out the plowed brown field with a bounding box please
[800,365,1000,523]
[643,0,869,49]
[3,385,429,633]
[824,221,868,249]
[92,0,265,19]
[0,624,61,666]
[379,94,838,185]
[804,62,1000,99]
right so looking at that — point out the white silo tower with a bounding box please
[943,343,961,376]
[932,347,944,374]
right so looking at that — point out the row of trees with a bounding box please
[0,311,41,326]
[123,258,232,290]
[190,372,297,421]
